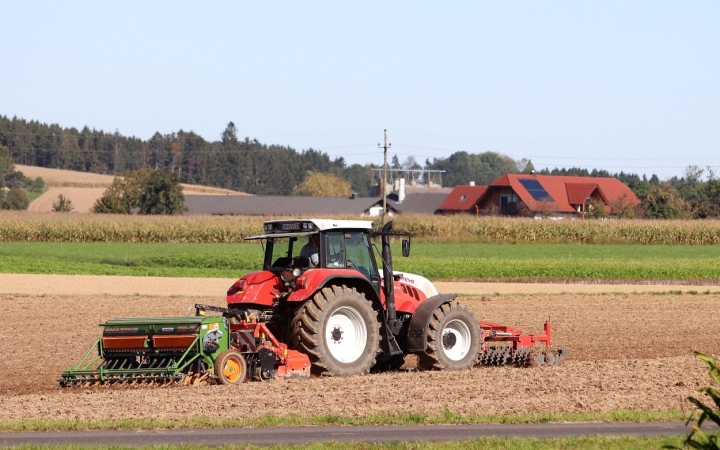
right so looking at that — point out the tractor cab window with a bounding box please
[267,237,297,269]
[325,232,345,268]
[324,231,378,281]
[344,231,378,280]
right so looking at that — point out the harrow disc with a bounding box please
[477,345,566,367]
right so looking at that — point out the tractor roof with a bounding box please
[245,218,373,240]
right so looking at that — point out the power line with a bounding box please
[394,129,720,149]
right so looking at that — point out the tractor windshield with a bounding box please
[266,234,318,270]
[267,237,298,269]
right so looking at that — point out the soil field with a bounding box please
[27,187,107,213]
[1,287,718,423]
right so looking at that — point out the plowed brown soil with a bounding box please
[1,289,718,422]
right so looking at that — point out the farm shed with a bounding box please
[183,194,400,216]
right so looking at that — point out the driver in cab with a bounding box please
[300,233,320,267]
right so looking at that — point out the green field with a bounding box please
[1,241,720,281]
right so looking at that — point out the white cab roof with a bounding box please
[245,218,374,240]
[265,218,372,231]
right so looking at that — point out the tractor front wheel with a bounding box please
[417,303,480,371]
[290,286,379,376]
[214,350,247,384]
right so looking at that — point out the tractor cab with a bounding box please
[245,218,384,293]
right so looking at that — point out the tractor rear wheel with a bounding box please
[214,350,247,384]
[417,303,480,370]
[290,285,379,376]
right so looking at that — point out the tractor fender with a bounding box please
[287,269,382,308]
[404,294,459,352]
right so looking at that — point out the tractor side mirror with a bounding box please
[401,239,410,257]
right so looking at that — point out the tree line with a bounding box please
[0,116,377,197]
[1,114,718,218]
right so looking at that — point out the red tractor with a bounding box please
[225,218,562,377]
[59,218,564,387]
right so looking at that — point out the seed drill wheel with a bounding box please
[290,285,379,376]
[417,303,480,370]
[214,350,248,384]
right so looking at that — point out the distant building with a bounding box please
[473,174,640,218]
[184,173,639,218]
[183,179,450,217]
[183,195,400,216]
[438,185,489,215]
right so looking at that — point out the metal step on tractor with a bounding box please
[60,219,565,387]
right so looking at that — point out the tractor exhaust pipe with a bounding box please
[381,221,396,324]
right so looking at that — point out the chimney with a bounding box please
[469,181,475,186]
[398,178,406,204]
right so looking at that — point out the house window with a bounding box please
[459,194,468,202]
[500,194,518,213]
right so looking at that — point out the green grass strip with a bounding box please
[0,409,687,433]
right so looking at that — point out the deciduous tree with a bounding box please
[137,170,187,215]
[292,171,353,197]
[94,168,186,215]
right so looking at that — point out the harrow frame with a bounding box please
[478,317,566,366]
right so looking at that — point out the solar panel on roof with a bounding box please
[519,179,554,202]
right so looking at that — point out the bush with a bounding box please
[52,194,74,212]
[31,177,45,193]
[0,188,29,210]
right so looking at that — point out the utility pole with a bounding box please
[379,129,391,225]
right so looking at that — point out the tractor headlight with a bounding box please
[281,268,302,282]
[281,270,295,282]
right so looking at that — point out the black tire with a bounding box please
[417,303,480,370]
[214,350,247,384]
[290,285,379,376]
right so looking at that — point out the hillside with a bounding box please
[17,165,250,213]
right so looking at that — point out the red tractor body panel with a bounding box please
[390,279,428,313]
[226,271,282,307]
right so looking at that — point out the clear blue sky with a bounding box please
[2,1,719,181]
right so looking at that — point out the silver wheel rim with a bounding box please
[442,319,472,361]
[325,306,367,363]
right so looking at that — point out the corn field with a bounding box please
[2,211,720,244]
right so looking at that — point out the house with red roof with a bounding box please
[437,185,488,214]
[439,174,640,218]
[475,174,640,218]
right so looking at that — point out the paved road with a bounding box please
[0,422,707,446]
